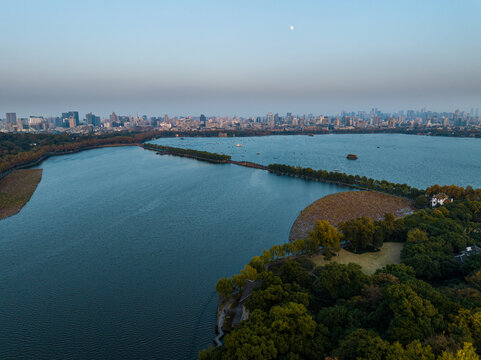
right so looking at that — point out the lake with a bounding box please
[152,133,481,188]
[0,145,346,359]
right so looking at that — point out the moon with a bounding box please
[290,25,294,31]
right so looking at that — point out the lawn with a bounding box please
[310,242,403,275]
[0,169,42,220]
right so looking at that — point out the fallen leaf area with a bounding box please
[289,191,414,241]
[0,169,42,220]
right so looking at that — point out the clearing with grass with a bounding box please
[310,242,403,275]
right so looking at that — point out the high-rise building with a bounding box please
[200,114,207,127]
[62,111,79,126]
[68,117,77,128]
[86,112,100,127]
[29,116,46,130]
[6,112,16,125]
[267,112,274,127]
[110,112,118,123]
[286,112,292,123]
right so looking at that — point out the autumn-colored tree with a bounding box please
[307,220,341,258]
[339,216,375,252]
[438,343,479,360]
[215,278,234,298]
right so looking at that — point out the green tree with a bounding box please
[449,309,481,350]
[407,228,429,243]
[438,343,479,360]
[314,263,369,301]
[386,340,435,360]
[278,260,311,289]
[466,270,481,292]
[385,283,442,344]
[246,273,309,313]
[249,256,266,273]
[373,223,385,250]
[339,217,375,252]
[215,277,234,298]
[317,305,362,346]
[461,254,481,276]
[222,311,277,360]
[334,329,389,360]
[268,302,317,355]
[416,195,430,209]
[307,220,341,258]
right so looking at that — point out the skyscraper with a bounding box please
[200,114,207,127]
[110,112,118,124]
[86,112,100,126]
[6,112,16,124]
[62,111,79,126]
[68,117,77,128]
[267,112,274,127]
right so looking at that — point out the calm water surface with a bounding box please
[0,146,346,359]
[153,134,481,188]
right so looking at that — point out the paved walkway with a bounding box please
[214,300,233,346]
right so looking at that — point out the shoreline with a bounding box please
[0,143,140,181]
[0,144,139,220]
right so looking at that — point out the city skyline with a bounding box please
[3,107,480,134]
[1,0,481,115]
[2,107,480,121]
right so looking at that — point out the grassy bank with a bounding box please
[0,169,42,220]
[289,191,414,241]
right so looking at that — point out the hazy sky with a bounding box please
[1,0,481,118]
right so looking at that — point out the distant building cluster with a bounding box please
[1,107,481,135]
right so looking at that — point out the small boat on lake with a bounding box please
[346,154,358,160]
[236,144,242,147]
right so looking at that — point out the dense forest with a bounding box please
[201,199,481,360]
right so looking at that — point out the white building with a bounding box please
[430,193,452,207]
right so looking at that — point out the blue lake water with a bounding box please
[0,145,346,359]
[152,134,481,188]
